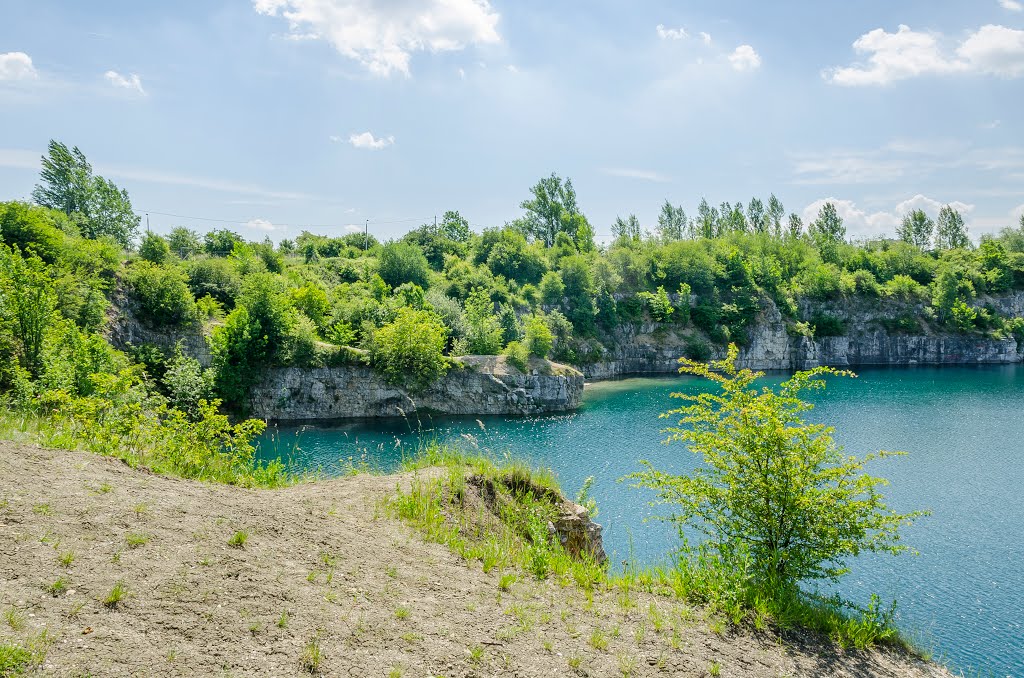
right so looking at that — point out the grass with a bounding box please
[104,581,128,609]
[277,610,289,628]
[498,573,517,592]
[394,605,410,620]
[709,660,722,676]
[467,645,484,665]
[301,636,324,674]
[3,608,25,630]
[45,577,69,597]
[227,530,249,548]
[125,532,150,549]
[31,503,51,516]
[58,550,75,568]
[588,627,609,651]
[0,631,51,675]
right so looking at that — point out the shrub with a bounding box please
[186,258,242,308]
[801,263,844,300]
[524,314,554,358]
[139,232,170,264]
[378,242,431,289]
[809,312,845,337]
[369,307,449,391]
[637,286,674,322]
[464,288,503,355]
[539,271,565,305]
[884,274,926,301]
[124,262,197,328]
[162,348,214,419]
[502,340,529,372]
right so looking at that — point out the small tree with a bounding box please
[139,232,170,264]
[369,307,449,391]
[896,209,933,250]
[628,346,923,589]
[934,206,970,250]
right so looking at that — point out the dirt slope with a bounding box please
[0,443,950,677]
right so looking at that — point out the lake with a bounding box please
[257,365,1024,676]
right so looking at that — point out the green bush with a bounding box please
[124,261,197,328]
[637,286,674,322]
[187,258,241,308]
[378,242,431,289]
[139,232,170,264]
[539,271,564,305]
[369,307,449,391]
[162,348,214,419]
[809,312,845,337]
[502,340,529,372]
[524,314,554,358]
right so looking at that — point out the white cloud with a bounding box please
[253,0,501,77]
[656,24,687,40]
[894,194,974,217]
[328,134,342,142]
[825,23,1024,85]
[601,167,670,183]
[999,0,1023,11]
[0,52,37,81]
[700,31,712,46]
[506,64,518,73]
[458,67,466,79]
[982,119,1002,129]
[245,218,278,231]
[802,195,976,238]
[344,224,363,233]
[104,70,146,94]
[1012,204,1024,221]
[348,131,394,149]
[728,45,761,71]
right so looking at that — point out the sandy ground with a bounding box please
[0,443,952,677]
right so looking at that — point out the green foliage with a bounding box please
[896,209,933,250]
[0,245,56,376]
[139,232,170,264]
[369,307,449,391]
[637,286,674,322]
[186,258,241,308]
[524,314,554,358]
[167,227,202,258]
[628,346,924,588]
[538,271,565,305]
[502,340,529,372]
[162,348,215,419]
[124,261,197,328]
[32,140,140,247]
[378,242,431,289]
[934,206,970,251]
[464,287,503,355]
[809,312,845,337]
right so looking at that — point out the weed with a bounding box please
[104,581,128,609]
[709,660,722,677]
[125,532,149,549]
[300,636,324,674]
[66,602,85,619]
[400,632,421,643]
[227,530,249,548]
[387,667,403,678]
[98,482,113,494]
[133,502,148,517]
[385,566,398,579]
[394,605,410,620]
[541,638,554,653]
[3,607,25,630]
[32,503,52,516]
[498,573,517,592]
[58,550,75,568]
[0,641,35,675]
[567,654,583,671]
[111,550,121,564]
[249,622,263,635]
[277,610,289,628]
[617,653,638,677]
[467,645,484,665]
[46,577,69,597]
[589,627,609,651]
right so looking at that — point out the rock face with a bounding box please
[248,356,584,421]
[581,295,1023,378]
[550,502,606,563]
[106,289,213,367]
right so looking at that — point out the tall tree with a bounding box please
[787,213,803,238]
[31,140,140,248]
[767,194,785,237]
[656,200,687,242]
[519,173,589,248]
[934,205,970,250]
[747,197,766,233]
[809,203,844,262]
[695,198,717,239]
[896,209,934,250]
[611,214,642,241]
[438,210,471,242]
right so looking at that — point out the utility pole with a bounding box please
[364,219,369,251]
[145,213,150,234]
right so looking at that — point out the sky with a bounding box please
[1,0,1023,244]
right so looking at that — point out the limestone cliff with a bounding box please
[581,295,1022,378]
[247,355,584,421]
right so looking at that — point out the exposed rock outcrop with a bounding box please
[106,289,213,367]
[248,356,584,421]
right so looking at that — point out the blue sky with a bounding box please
[1,0,1023,243]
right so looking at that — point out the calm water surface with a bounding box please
[257,366,1024,676]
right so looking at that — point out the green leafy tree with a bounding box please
[896,209,933,250]
[124,261,197,328]
[139,232,170,264]
[629,346,924,588]
[809,202,845,262]
[524,314,554,358]
[747,197,766,234]
[766,194,785,236]
[168,227,202,258]
[519,173,592,248]
[203,229,243,257]
[31,140,140,247]
[695,198,718,239]
[611,214,642,242]
[162,346,215,419]
[438,210,471,242]
[378,242,431,289]
[656,201,687,242]
[0,245,56,377]
[539,271,565,305]
[369,307,448,391]
[786,213,803,238]
[934,206,970,251]
[464,287,503,354]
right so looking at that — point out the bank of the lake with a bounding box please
[258,365,1024,677]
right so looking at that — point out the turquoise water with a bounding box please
[257,366,1024,676]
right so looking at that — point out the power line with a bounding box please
[135,209,436,229]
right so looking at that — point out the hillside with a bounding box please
[0,443,950,677]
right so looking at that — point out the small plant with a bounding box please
[46,577,69,597]
[133,502,149,517]
[3,607,26,630]
[467,645,484,665]
[618,653,638,677]
[66,602,85,619]
[249,622,263,636]
[104,581,128,609]
[125,532,149,549]
[98,482,113,494]
[387,667,404,678]
[385,566,398,579]
[709,660,722,677]
[276,610,289,628]
[228,530,249,548]
[32,503,52,516]
[541,639,554,653]
[58,550,75,568]
[301,636,324,674]
[0,641,35,675]
[111,550,122,564]
[498,573,517,592]
[588,627,608,651]
[567,654,583,671]
[395,605,410,620]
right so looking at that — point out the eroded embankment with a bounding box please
[0,443,951,677]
